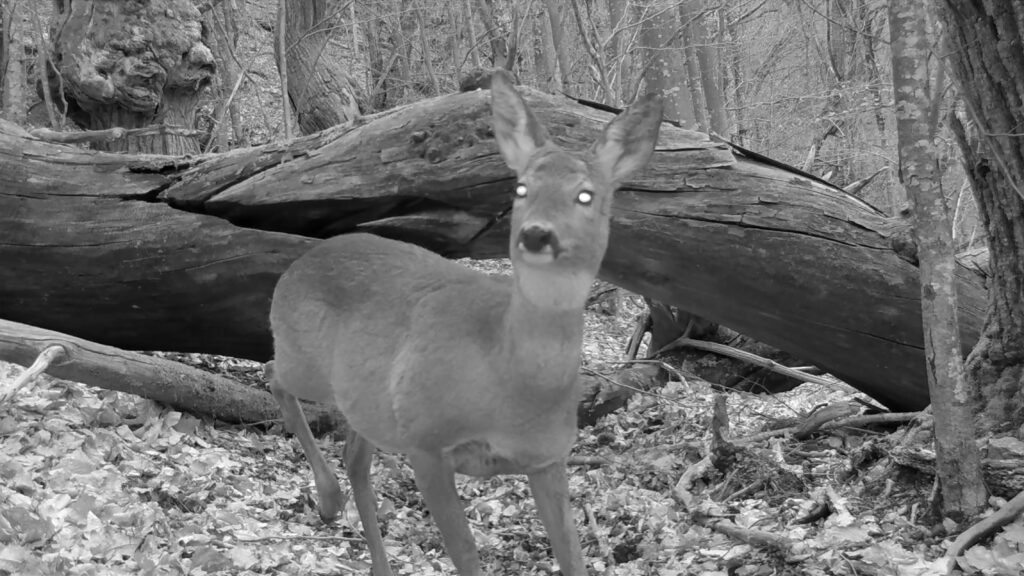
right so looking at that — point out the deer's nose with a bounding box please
[518,224,559,254]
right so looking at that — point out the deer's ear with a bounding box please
[592,94,662,184]
[491,70,548,175]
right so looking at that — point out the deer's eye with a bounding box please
[576,190,594,205]
[514,183,528,199]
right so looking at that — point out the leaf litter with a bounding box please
[1,285,1022,575]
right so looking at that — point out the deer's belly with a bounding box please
[445,428,575,476]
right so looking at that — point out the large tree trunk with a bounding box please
[275,0,362,135]
[49,0,215,154]
[0,88,988,412]
[937,1,1024,432]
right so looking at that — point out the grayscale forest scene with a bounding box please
[1,1,1022,574]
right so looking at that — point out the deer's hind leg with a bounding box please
[268,360,346,522]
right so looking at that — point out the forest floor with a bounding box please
[1,273,1021,575]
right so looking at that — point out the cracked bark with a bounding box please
[0,88,988,411]
[938,0,1024,432]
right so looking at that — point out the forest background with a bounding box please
[2,1,1024,575]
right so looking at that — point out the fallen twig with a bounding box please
[673,455,712,511]
[705,518,804,555]
[0,344,65,404]
[657,337,845,391]
[794,401,862,440]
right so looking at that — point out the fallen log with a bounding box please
[0,318,657,432]
[0,319,343,433]
[0,88,988,411]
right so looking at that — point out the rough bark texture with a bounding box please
[0,88,989,412]
[0,119,316,360]
[938,0,1024,431]
[204,1,246,149]
[50,0,215,154]
[1,2,26,123]
[889,0,985,517]
[277,0,362,135]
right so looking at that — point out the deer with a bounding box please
[267,70,662,576]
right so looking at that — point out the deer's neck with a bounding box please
[500,269,591,388]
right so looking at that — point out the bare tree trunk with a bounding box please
[889,0,986,519]
[350,1,359,65]
[533,6,556,91]
[0,1,6,106]
[692,3,728,135]
[276,0,292,139]
[413,1,439,95]
[638,0,696,128]
[363,0,389,109]
[827,0,848,80]
[861,0,888,146]
[543,0,572,88]
[1,0,26,123]
[461,0,481,70]
[277,0,362,135]
[204,1,247,149]
[678,0,707,131]
[395,0,416,98]
[722,12,745,144]
[29,4,56,128]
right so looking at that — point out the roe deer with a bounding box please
[268,70,661,576]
